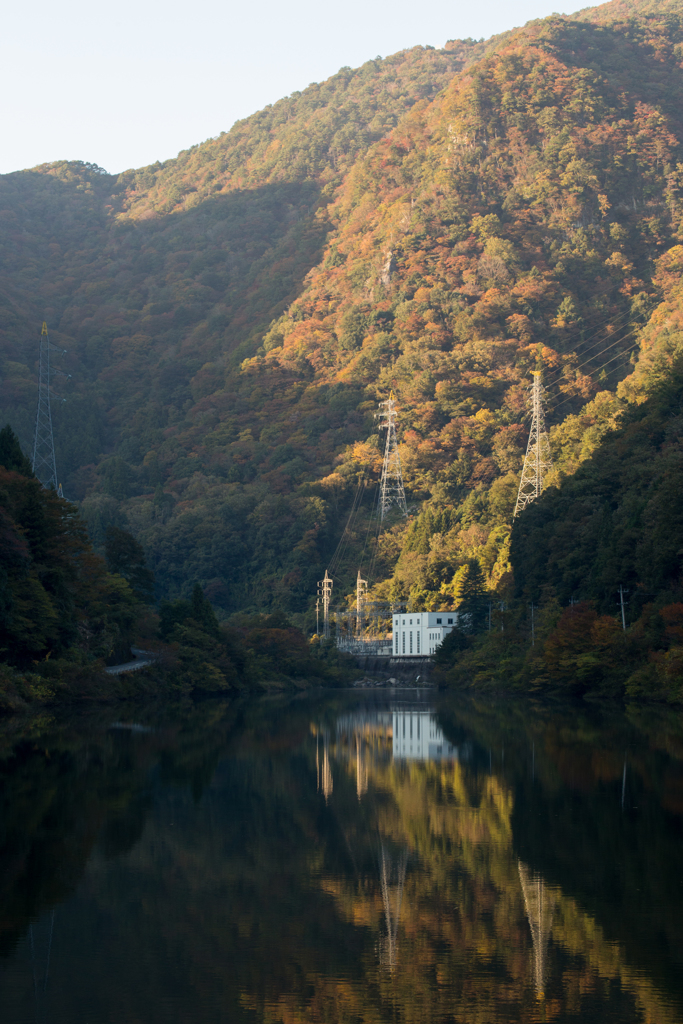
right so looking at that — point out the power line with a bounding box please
[549,341,641,417]
[327,469,366,577]
[543,316,642,391]
[545,320,642,390]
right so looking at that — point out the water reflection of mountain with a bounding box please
[0,695,682,1024]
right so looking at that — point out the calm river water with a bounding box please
[0,689,682,1023]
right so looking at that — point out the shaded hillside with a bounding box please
[1,0,683,619]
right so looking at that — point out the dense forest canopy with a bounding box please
[1,0,683,665]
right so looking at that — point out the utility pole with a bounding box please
[317,570,333,639]
[315,598,320,636]
[32,322,63,491]
[377,391,407,521]
[618,585,628,631]
[514,370,553,517]
[356,569,367,638]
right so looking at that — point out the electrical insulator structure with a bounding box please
[317,570,333,639]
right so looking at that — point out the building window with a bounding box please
[448,618,453,624]
[409,632,413,653]
[416,632,420,653]
[436,618,442,624]
[394,632,399,653]
[402,632,405,654]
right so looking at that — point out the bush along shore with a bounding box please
[432,367,683,702]
[0,427,354,714]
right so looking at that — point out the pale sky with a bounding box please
[1,0,585,176]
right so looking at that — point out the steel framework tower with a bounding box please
[317,570,333,638]
[378,391,407,521]
[514,371,552,518]
[32,322,63,492]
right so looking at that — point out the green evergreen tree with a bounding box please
[191,582,220,637]
[105,526,155,602]
[455,559,488,632]
[0,426,33,478]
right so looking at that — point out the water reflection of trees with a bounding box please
[518,861,556,999]
[378,843,408,973]
[304,705,683,1024]
[0,696,683,1024]
[0,702,237,957]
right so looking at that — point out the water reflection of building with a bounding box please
[326,706,461,807]
[392,710,458,761]
[518,861,556,999]
[336,706,459,763]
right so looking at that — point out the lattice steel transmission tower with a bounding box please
[377,391,407,521]
[317,570,333,639]
[514,370,552,518]
[32,322,65,494]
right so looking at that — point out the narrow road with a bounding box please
[104,647,158,676]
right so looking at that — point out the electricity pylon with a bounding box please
[377,391,407,521]
[514,370,552,517]
[32,322,67,495]
[317,570,333,639]
[356,569,367,637]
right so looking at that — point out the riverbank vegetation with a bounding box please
[0,428,351,712]
[433,270,683,700]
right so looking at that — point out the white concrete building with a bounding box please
[392,610,460,657]
[392,710,458,760]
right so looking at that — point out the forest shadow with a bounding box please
[446,695,683,1008]
[0,172,329,481]
[544,17,683,131]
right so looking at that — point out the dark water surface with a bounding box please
[1,690,682,1024]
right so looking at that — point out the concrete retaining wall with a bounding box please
[351,655,433,683]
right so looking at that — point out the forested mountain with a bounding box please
[2,0,683,664]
